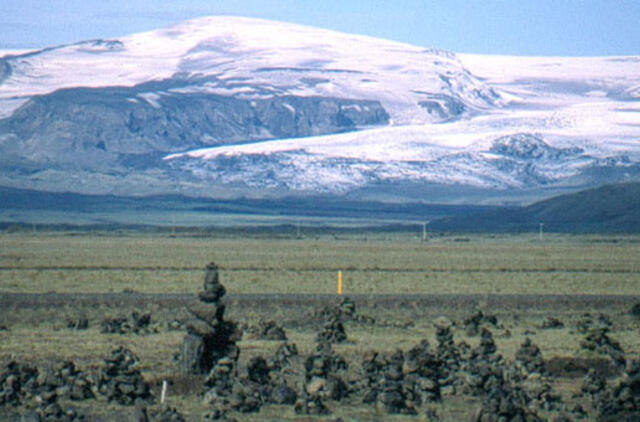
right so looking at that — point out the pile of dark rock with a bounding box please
[596,359,640,421]
[580,367,608,402]
[629,303,640,319]
[203,352,299,416]
[202,356,238,415]
[148,405,186,422]
[463,309,498,336]
[35,361,94,402]
[513,338,545,375]
[296,340,348,414]
[247,356,297,406]
[338,296,356,318]
[374,350,418,415]
[26,397,84,422]
[0,361,38,406]
[539,316,564,329]
[473,382,542,422]
[179,262,240,375]
[434,317,461,395]
[268,342,299,373]
[360,342,443,415]
[580,326,625,368]
[101,311,154,335]
[97,347,152,405]
[0,361,87,421]
[511,338,563,411]
[577,313,613,334]
[246,320,287,341]
[294,388,329,415]
[403,340,442,403]
[66,317,89,330]
[182,263,263,419]
[461,329,504,397]
[316,296,375,325]
[316,308,347,344]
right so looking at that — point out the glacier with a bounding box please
[0,16,639,203]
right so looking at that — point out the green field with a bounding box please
[1,232,639,295]
[2,232,640,421]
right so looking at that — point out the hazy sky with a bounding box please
[2,0,639,56]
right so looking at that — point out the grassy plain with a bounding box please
[1,231,640,421]
[1,232,639,295]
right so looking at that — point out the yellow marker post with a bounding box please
[337,271,343,295]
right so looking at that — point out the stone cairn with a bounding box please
[538,316,564,330]
[514,338,545,375]
[474,383,543,422]
[179,263,244,420]
[101,311,153,335]
[375,350,418,415]
[36,361,94,402]
[463,329,504,397]
[316,309,347,344]
[247,320,287,341]
[403,340,442,403]
[245,355,297,406]
[596,359,640,421]
[179,262,239,375]
[0,361,39,407]
[296,340,348,415]
[268,342,299,374]
[512,338,563,411]
[577,313,626,369]
[434,317,460,396]
[0,360,90,421]
[463,309,498,337]
[580,367,607,403]
[150,405,186,422]
[360,343,441,415]
[97,347,152,406]
[66,317,89,331]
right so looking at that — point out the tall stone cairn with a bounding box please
[179,262,239,374]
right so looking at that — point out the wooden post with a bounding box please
[161,379,168,403]
[337,271,343,295]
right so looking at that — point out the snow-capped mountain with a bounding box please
[0,16,499,122]
[0,16,639,204]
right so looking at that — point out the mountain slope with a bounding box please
[0,17,639,203]
[0,16,499,122]
[429,182,640,233]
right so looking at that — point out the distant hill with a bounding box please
[0,186,497,229]
[429,182,640,233]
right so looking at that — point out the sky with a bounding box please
[2,0,640,56]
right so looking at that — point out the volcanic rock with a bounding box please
[597,359,640,421]
[464,309,498,337]
[98,347,152,405]
[539,317,564,330]
[66,318,89,330]
[514,338,545,375]
[247,320,287,341]
[101,312,154,335]
[316,310,347,344]
[268,342,299,373]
